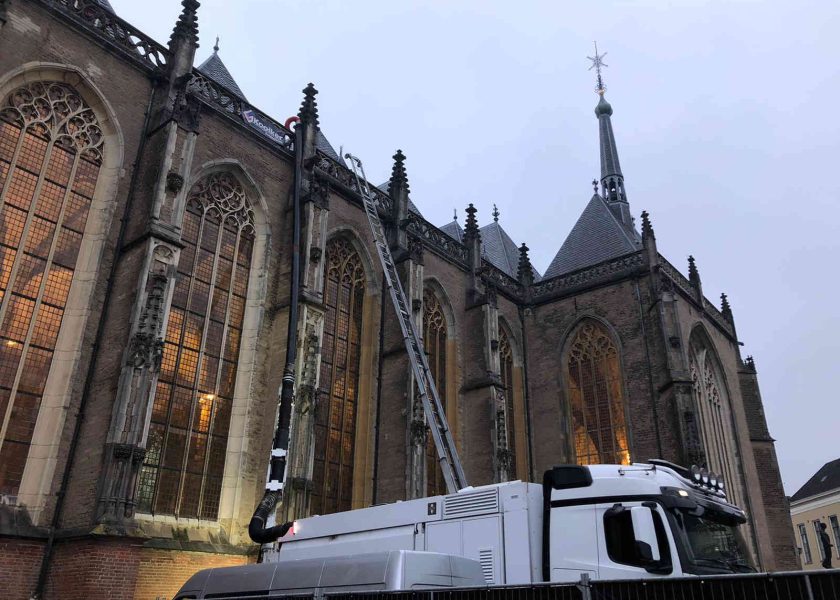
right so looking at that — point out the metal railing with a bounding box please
[317,570,840,600]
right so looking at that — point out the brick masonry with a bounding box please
[0,1,799,596]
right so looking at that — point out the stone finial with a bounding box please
[298,83,319,128]
[745,355,756,371]
[592,178,599,194]
[388,149,410,196]
[688,255,700,285]
[169,0,200,51]
[517,242,534,285]
[492,204,500,222]
[721,293,734,323]
[464,203,480,240]
[641,210,655,241]
[453,208,457,222]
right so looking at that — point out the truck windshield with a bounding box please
[672,509,755,573]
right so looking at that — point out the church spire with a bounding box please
[588,42,627,210]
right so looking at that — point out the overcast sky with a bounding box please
[113,0,839,495]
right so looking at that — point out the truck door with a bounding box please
[548,503,598,582]
[595,501,680,580]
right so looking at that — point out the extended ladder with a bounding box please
[345,153,468,494]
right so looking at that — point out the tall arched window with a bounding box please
[498,327,516,480]
[423,288,447,497]
[312,238,365,515]
[136,172,255,519]
[688,334,741,504]
[0,81,103,496]
[565,320,630,465]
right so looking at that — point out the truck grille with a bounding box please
[443,488,499,518]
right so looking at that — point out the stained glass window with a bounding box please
[688,338,741,506]
[311,238,365,515]
[499,327,516,479]
[0,82,103,496]
[136,172,254,519]
[423,289,448,497]
[566,320,630,465]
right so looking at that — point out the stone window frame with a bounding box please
[559,316,632,466]
[132,160,270,539]
[0,63,124,524]
[687,325,745,508]
[421,278,459,446]
[320,227,380,511]
[497,316,528,481]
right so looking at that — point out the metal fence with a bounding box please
[320,570,840,600]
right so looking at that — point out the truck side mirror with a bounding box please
[630,506,660,562]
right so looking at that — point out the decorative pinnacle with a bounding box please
[298,83,319,128]
[464,203,480,239]
[587,41,608,95]
[641,210,655,241]
[687,255,701,286]
[720,293,734,323]
[388,149,409,195]
[745,355,756,371]
[517,242,533,284]
[453,208,458,222]
[169,0,200,50]
[492,204,500,222]
[213,36,219,53]
[592,178,599,194]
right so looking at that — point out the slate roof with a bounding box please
[438,219,540,281]
[791,458,840,503]
[317,130,345,165]
[198,51,247,100]
[543,194,642,279]
[439,220,463,243]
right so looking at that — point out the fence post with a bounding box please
[576,573,593,600]
[803,572,815,600]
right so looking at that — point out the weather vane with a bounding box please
[587,41,608,95]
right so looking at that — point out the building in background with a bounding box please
[0,1,798,597]
[790,458,840,570]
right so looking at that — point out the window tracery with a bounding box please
[565,320,630,465]
[423,288,447,497]
[688,339,740,504]
[499,327,516,479]
[0,81,103,496]
[136,172,254,519]
[311,238,365,515]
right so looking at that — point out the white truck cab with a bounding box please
[270,461,754,585]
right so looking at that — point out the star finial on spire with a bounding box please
[214,35,219,53]
[587,41,608,95]
[492,204,500,222]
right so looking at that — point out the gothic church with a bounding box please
[0,1,797,598]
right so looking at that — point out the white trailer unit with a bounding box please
[271,462,755,584]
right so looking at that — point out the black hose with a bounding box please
[248,121,303,544]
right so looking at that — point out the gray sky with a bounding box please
[114,0,839,495]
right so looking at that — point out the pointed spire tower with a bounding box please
[542,44,641,279]
[589,42,631,225]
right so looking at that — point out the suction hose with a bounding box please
[248,121,302,544]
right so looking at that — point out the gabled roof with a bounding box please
[480,221,540,281]
[791,458,840,503]
[97,0,116,11]
[440,220,463,243]
[317,130,345,165]
[543,194,641,279]
[198,51,247,100]
[439,219,540,281]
